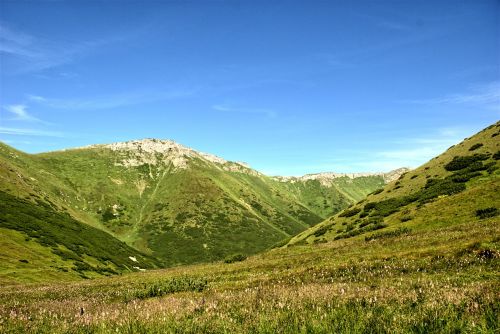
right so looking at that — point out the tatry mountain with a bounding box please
[0,138,405,282]
[0,123,498,332]
[1,123,498,332]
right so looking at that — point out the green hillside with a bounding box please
[0,139,391,280]
[0,190,160,284]
[274,175,388,217]
[288,121,500,246]
[0,123,498,333]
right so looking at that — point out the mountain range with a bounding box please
[0,138,406,282]
[0,121,498,332]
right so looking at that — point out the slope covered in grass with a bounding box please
[273,175,388,217]
[0,139,394,270]
[0,185,498,332]
[0,190,160,283]
[288,121,500,246]
[0,124,500,333]
[0,123,498,332]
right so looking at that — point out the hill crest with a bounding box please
[273,167,409,185]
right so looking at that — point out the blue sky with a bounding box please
[0,0,498,176]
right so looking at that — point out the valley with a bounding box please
[0,122,498,333]
[0,138,402,281]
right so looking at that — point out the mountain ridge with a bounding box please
[272,167,409,185]
[0,138,395,281]
[33,137,408,180]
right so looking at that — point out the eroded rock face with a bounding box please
[84,139,254,172]
[381,167,411,183]
[101,139,217,169]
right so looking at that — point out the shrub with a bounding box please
[487,164,498,174]
[418,179,466,203]
[444,154,489,171]
[102,207,115,222]
[313,225,330,237]
[339,207,361,217]
[363,202,377,211]
[359,216,383,228]
[461,161,485,172]
[475,208,498,219]
[370,196,415,217]
[418,179,465,203]
[133,277,208,299]
[469,143,483,151]
[448,171,481,183]
[400,215,413,222]
[73,261,94,272]
[52,248,83,262]
[371,188,383,195]
[344,224,355,232]
[493,151,500,160]
[224,253,247,263]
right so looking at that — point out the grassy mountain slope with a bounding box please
[0,190,160,284]
[30,147,320,265]
[1,122,498,331]
[0,144,163,282]
[0,124,498,332]
[288,121,500,246]
[0,139,392,274]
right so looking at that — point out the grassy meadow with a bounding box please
[1,210,498,333]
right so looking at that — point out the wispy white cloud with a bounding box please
[0,23,130,73]
[212,104,277,118]
[376,146,442,163]
[354,13,416,32]
[373,126,469,169]
[401,81,500,110]
[0,126,64,137]
[27,88,197,110]
[281,126,469,175]
[0,24,38,57]
[4,104,42,122]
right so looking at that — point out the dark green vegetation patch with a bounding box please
[131,276,208,300]
[362,156,494,219]
[469,143,484,151]
[339,207,361,217]
[224,253,247,263]
[475,207,498,219]
[444,154,489,171]
[0,190,159,274]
